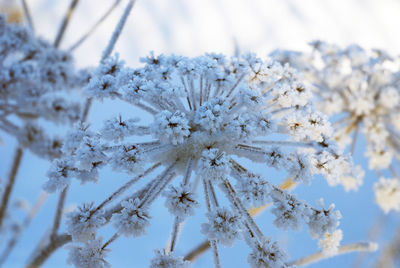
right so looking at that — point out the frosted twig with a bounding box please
[53,0,80,48]
[21,0,34,32]
[289,242,378,267]
[101,0,136,61]
[26,233,72,268]
[0,147,23,230]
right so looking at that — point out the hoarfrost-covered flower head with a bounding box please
[271,42,400,209]
[0,15,88,159]
[48,52,352,266]
[374,177,400,213]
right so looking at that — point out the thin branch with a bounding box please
[101,0,136,61]
[0,192,47,265]
[0,147,23,230]
[288,242,378,267]
[50,185,69,241]
[53,0,80,48]
[90,162,161,217]
[21,0,34,32]
[69,0,122,51]
[101,232,120,250]
[26,234,72,268]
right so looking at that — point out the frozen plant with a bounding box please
[0,15,88,159]
[43,52,371,267]
[271,42,400,211]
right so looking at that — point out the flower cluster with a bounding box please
[46,52,355,267]
[0,15,88,159]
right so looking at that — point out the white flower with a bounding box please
[66,203,106,242]
[247,237,288,268]
[201,207,241,247]
[318,229,343,256]
[67,237,110,268]
[308,199,341,239]
[163,184,199,221]
[111,198,150,237]
[149,250,189,268]
[374,177,400,213]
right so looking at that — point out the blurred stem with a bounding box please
[21,0,34,32]
[0,147,23,231]
[0,192,47,265]
[373,225,400,268]
[69,0,122,51]
[53,0,80,48]
[50,185,69,241]
[289,242,378,267]
[101,0,136,61]
[26,234,72,268]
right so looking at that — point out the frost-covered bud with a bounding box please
[378,87,399,110]
[75,136,108,171]
[67,237,110,268]
[287,153,312,184]
[38,96,81,124]
[95,53,124,77]
[247,237,288,268]
[149,250,190,268]
[63,123,92,154]
[236,173,271,207]
[163,184,199,222]
[366,149,393,170]
[84,75,119,100]
[198,148,230,181]
[66,203,105,242]
[263,147,288,169]
[318,229,343,256]
[43,159,75,193]
[270,189,310,231]
[120,76,149,104]
[307,199,341,238]
[195,98,228,133]
[227,114,256,141]
[305,110,332,142]
[374,177,400,213]
[283,112,309,141]
[201,207,241,247]
[152,111,190,145]
[102,117,139,142]
[111,198,150,237]
[110,145,143,174]
[17,123,45,148]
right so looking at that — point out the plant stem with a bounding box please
[26,234,72,268]
[69,0,122,51]
[0,147,23,230]
[101,0,136,61]
[50,185,69,241]
[288,242,378,266]
[53,0,80,48]
[21,0,34,32]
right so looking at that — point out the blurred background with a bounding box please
[1,0,400,267]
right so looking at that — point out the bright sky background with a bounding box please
[1,0,400,267]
